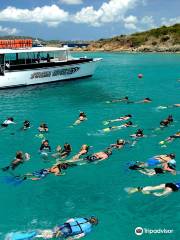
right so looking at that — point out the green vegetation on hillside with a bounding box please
[98,24,180,48]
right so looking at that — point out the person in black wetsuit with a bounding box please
[23,120,30,130]
[40,140,51,152]
[160,115,173,128]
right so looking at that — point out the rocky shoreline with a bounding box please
[72,44,180,53]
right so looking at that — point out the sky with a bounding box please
[0,0,179,40]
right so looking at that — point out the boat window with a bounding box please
[5,53,16,65]
[18,53,26,64]
[54,51,67,61]
[25,52,36,63]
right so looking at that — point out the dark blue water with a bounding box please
[0,52,179,240]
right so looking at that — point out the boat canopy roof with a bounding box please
[0,46,70,54]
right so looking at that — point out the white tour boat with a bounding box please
[0,40,102,89]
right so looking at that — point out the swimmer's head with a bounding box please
[168,153,176,159]
[40,123,48,128]
[64,143,71,150]
[43,140,49,146]
[89,217,98,225]
[167,115,173,122]
[82,144,89,150]
[60,163,69,170]
[79,112,86,117]
[124,96,129,100]
[136,129,143,135]
[127,121,133,126]
[126,114,132,117]
[144,97,152,101]
[24,120,30,124]
[8,117,14,121]
[117,139,125,145]
[16,151,23,159]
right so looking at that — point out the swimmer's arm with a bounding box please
[111,118,123,122]
[152,189,171,197]
[163,163,176,174]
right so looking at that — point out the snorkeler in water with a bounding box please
[40,140,51,152]
[160,115,173,128]
[129,159,176,176]
[72,144,89,160]
[60,143,72,159]
[25,163,76,180]
[156,103,180,110]
[101,121,133,133]
[103,114,132,125]
[38,123,49,132]
[9,216,98,240]
[125,182,180,197]
[1,117,15,127]
[159,131,180,147]
[71,112,87,126]
[63,148,113,165]
[128,153,176,170]
[165,131,180,142]
[84,148,112,163]
[22,120,30,130]
[130,129,145,138]
[2,151,30,171]
[135,97,152,103]
[130,129,146,147]
[110,139,128,149]
[106,96,134,104]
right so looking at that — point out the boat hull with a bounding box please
[0,58,101,89]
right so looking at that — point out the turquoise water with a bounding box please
[0,52,180,240]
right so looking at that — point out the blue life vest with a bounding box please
[33,169,49,179]
[68,218,92,236]
[175,182,180,190]
[9,231,37,240]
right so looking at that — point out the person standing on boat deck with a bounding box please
[47,53,50,62]
[37,52,40,63]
